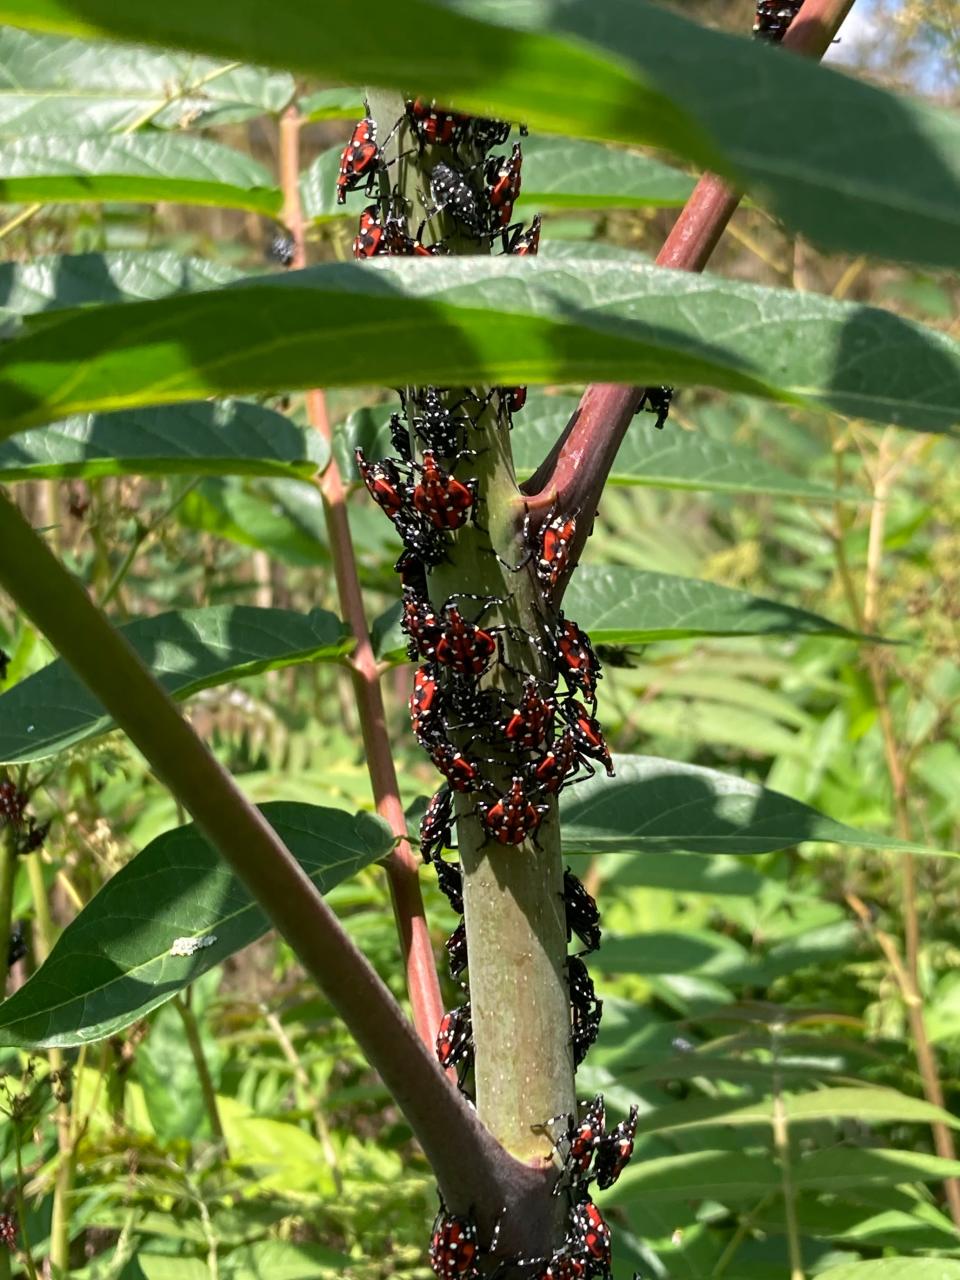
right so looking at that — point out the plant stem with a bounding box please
[24,844,74,1278]
[0,489,537,1217]
[771,1029,804,1280]
[522,0,855,571]
[172,993,228,1151]
[846,892,960,1226]
[0,827,17,985]
[278,105,445,1055]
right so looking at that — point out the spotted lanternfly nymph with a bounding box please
[412,451,479,531]
[434,858,464,915]
[430,162,482,234]
[503,213,542,256]
[355,447,410,520]
[753,0,803,41]
[445,918,468,978]
[564,869,602,955]
[594,1104,640,1190]
[429,1202,481,1280]
[484,141,523,229]
[636,385,673,430]
[435,1003,474,1075]
[420,785,454,862]
[569,1198,612,1273]
[477,775,549,847]
[267,230,295,267]
[562,699,615,777]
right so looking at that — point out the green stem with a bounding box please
[173,993,228,1152]
[13,1138,40,1280]
[0,827,17,984]
[374,91,576,1179]
[0,489,533,1216]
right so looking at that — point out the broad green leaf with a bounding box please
[0,29,294,135]
[819,1262,960,1280]
[0,133,281,214]
[0,605,350,764]
[608,1148,960,1204]
[2,0,958,269]
[563,566,862,643]
[0,401,324,482]
[559,755,950,857]
[0,803,391,1048]
[341,393,861,502]
[0,250,241,334]
[2,259,956,435]
[372,566,862,662]
[631,1087,960,1137]
[301,134,694,220]
[141,1242,353,1280]
[179,477,329,565]
[297,86,364,122]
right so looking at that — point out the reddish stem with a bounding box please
[523,0,855,586]
[280,107,446,1056]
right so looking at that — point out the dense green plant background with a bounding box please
[0,1,958,1278]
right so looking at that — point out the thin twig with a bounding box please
[173,992,228,1151]
[846,891,960,1225]
[771,1027,805,1280]
[521,0,855,590]
[278,104,446,1056]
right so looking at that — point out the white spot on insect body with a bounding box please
[169,934,217,957]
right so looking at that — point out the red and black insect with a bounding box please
[470,116,511,153]
[434,602,500,678]
[401,585,443,660]
[0,1213,17,1252]
[549,613,603,704]
[0,781,26,827]
[562,699,615,777]
[407,98,471,152]
[477,775,549,847]
[429,1202,480,1280]
[352,204,407,258]
[568,1198,612,1277]
[515,1246,589,1280]
[594,1104,640,1190]
[753,0,803,41]
[336,116,383,204]
[503,213,542,256]
[420,785,454,863]
[430,742,484,793]
[500,675,556,750]
[484,142,523,229]
[430,161,482,234]
[14,817,49,856]
[533,507,578,590]
[445,918,468,979]
[528,728,586,797]
[502,385,527,415]
[412,451,479,531]
[410,664,443,748]
[635,384,673,430]
[434,858,464,915]
[436,1002,474,1075]
[355,447,410,520]
[564,869,601,955]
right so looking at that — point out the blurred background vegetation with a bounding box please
[0,1,957,1277]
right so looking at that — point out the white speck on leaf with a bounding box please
[169,935,217,957]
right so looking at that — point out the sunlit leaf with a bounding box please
[0,605,349,763]
[0,803,391,1047]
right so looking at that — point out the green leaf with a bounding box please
[301,134,694,220]
[0,803,391,1049]
[563,566,862,643]
[297,86,364,122]
[0,28,294,135]
[0,251,241,332]
[0,401,325,482]
[140,1242,354,1280]
[179,478,329,565]
[0,133,281,214]
[559,754,951,857]
[818,1262,960,1280]
[0,605,350,764]
[2,0,958,269]
[2,258,956,435]
[341,393,860,503]
[608,1148,960,1204]
[372,566,861,662]
[631,1087,960,1138]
